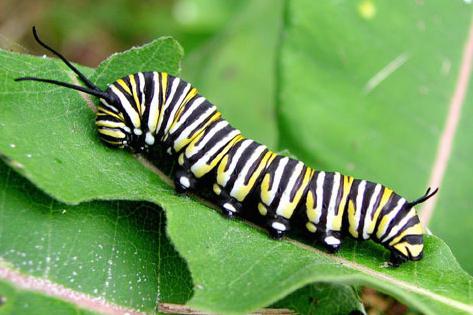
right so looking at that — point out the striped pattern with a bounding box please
[94,71,427,265]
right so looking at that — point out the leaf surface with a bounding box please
[0,33,472,315]
[277,0,473,273]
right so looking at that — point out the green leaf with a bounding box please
[182,0,282,148]
[0,160,192,313]
[277,0,473,274]
[272,283,365,315]
[1,33,472,314]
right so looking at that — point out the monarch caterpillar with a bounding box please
[16,27,438,266]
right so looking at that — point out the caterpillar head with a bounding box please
[95,90,149,153]
[14,27,147,153]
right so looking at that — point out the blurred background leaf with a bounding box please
[278,0,473,274]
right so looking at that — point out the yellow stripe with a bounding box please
[213,184,221,195]
[116,79,131,95]
[192,135,243,178]
[95,120,125,129]
[260,173,272,205]
[393,242,409,257]
[306,222,317,233]
[216,155,229,184]
[368,188,392,236]
[348,200,358,238]
[233,150,274,202]
[165,87,199,141]
[406,243,423,258]
[97,107,124,121]
[258,203,267,216]
[281,167,313,218]
[129,74,142,115]
[389,223,423,246]
[161,72,168,105]
[98,128,125,139]
[174,111,222,152]
[175,88,198,121]
[333,175,354,231]
[306,190,316,221]
[376,200,415,240]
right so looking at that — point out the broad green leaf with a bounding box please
[277,0,473,273]
[1,38,472,314]
[0,160,192,313]
[182,0,282,148]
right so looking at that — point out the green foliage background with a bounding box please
[0,0,472,314]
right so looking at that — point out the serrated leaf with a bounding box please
[0,33,472,315]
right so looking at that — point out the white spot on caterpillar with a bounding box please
[179,176,190,188]
[134,128,142,136]
[272,222,286,231]
[223,203,236,212]
[123,126,131,133]
[324,236,341,246]
[9,144,16,148]
[145,132,155,145]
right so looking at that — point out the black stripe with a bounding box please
[383,215,419,245]
[356,181,377,237]
[141,72,156,127]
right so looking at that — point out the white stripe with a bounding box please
[377,198,407,240]
[230,144,266,195]
[382,205,413,243]
[156,77,180,135]
[325,172,341,231]
[190,129,240,174]
[147,72,160,133]
[221,139,252,186]
[186,121,228,158]
[110,85,140,128]
[267,157,289,205]
[169,97,205,134]
[362,184,382,239]
[172,106,216,151]
[314,171,326,224]
[99,98,119,113]
[138,72,145,115]
[354,180,367,231]
[163,81,191,137]
[276,161,304,216]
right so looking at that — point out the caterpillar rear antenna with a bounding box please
[408,187,439,208]
[14,26,110,102]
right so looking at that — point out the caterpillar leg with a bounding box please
[267,217,290,240]
[389,249,408,267]
[174,168,197,194]
[211,184,242,218]
[322,231,342,253]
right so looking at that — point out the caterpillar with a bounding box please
[16,27,438,266]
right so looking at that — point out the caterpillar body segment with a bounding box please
[15,27,438,266]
